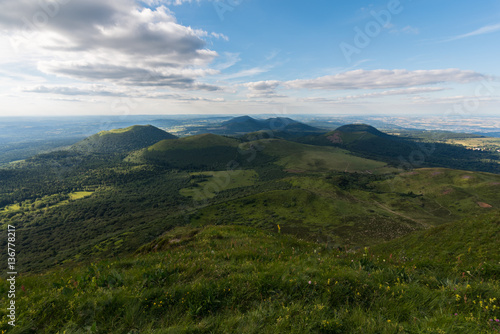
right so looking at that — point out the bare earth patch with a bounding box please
[285,169,306,173]
[477,202,493,208]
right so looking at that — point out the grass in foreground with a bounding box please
[1,212,499,333]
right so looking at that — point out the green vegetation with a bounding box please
[2,212,499,333]
[133,134,247,170]
[0,203,20,213]
[0,123,499,333]
[149,134,241,151]
[69,191,94,200]
[190,168,499,246]
[251,139,392,173]
[71,125,177,153]
[297,124,500,174]
[180,170,259,201]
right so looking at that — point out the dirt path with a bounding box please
[373,201,431,229]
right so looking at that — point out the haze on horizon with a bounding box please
[0,0,499,117]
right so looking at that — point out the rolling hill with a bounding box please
[245,138,393,173]
[127,134,247,170]
[70,125,177,153]
[199,116,326,136]
[297,124,500,174]
[1,121,500,333]
[128,132,394,173]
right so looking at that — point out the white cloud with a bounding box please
[22,85,128,97]
[141,0,202,6]
[218,66,272,80]
[390,25,420,35]
[244,80,280,91]
[243,80,286,99]
[213,52,241,71]
[0,0,223,90]
[285,69,485,90]
[342,87,447,99]
[22,84,225,102]
[299,87,447,104]
[447,23,500,41]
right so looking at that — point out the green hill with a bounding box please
[330,124,390,142]
[201,116,325,136]
[297,124,500,174]
[71,125,177,153]
[149,133,240,151]
[188,167,499,246]
[4,212,500,333]
[130,134,393,173]
[131,134,246,170]
[247,138,393,173]
[2,122,500,333]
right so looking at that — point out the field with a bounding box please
[445,137,500,152]
[0,191,94,214]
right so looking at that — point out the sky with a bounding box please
[0,0,500,117]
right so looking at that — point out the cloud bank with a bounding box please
[0,0,221,90]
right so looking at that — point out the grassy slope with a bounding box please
[246,139,393,173]
[373,168,500,222]
[3,215,499,333]
[134,134,244,170]
[190,185,423,246]
[180,170,259,201]
[189,168,499,246]
[133,135,393,173]
[72,125,176,153]
[148,134,241,151]
[374,211,500,270]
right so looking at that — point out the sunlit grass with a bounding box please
[180,170,258,200]
[68,191,93,200]
[3,212,499,333]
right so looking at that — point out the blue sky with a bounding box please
[0,0,499,116]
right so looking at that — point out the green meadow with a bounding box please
[2,212,499,333]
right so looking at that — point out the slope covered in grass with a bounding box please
[374,210,500,270]
[298,124,500,174]
[2,218,499,333]
[244,138,394,173]
[71,125,177,153]
[372,168,500,223]
[188,168,499,246]
[130,134,246,170]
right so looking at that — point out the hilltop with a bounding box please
[193,116,325,136]
[126,134,245,170]
[296,124,500,174]
[71,125,177,153]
